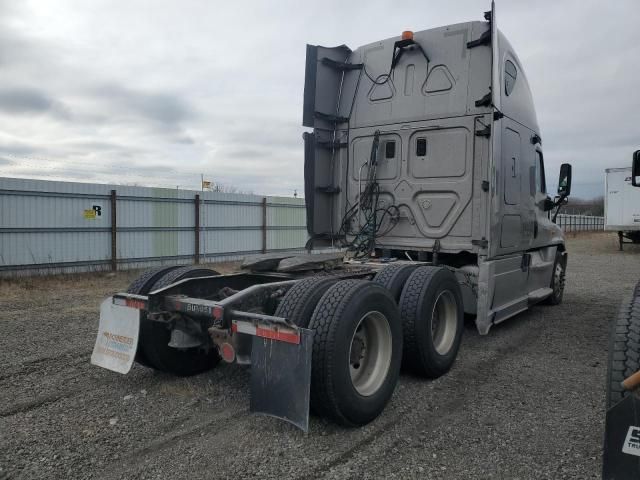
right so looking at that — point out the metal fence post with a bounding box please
[262,197,268,254]
[195,194,200,264]
[110,189,117,271]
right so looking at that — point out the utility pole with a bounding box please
[201,173,204,192]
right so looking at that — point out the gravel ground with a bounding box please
[1,232,639,480]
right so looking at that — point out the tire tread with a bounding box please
[373,264,418,301]
[399,266,441,375]
[309,279,365,424]
[274,277,338,327]
[607,280,640,408]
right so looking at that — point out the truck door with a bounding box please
[483,119,528,325]
[526,148,557,295]
[499,123,523,252]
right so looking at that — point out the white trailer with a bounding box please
[605,167,640,250]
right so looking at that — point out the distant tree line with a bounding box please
[561,196,605,216]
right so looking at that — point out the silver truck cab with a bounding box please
[92,3,575,431]
[303,3,572,334]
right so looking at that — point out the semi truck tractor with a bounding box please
[604,150,640,479]
[91,2,573,430]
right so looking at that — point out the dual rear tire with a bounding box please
[308,281,402,426]
[276,278,403,426]
[127,266,221,376]
[127,262,464,426]
[397,266,464,378]
[275,265,464,427]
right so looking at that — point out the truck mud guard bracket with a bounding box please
[320,57,363,71]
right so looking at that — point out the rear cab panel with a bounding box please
[305,21,493,255]
[304,7,565,333]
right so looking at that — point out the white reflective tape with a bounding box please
[113,297,126,306]
[233,321,257,336]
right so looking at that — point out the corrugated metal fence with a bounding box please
[0,177,308,276]
[555,214,604,232]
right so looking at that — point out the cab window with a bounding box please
[505,60,517,96]
[535,151,546,193]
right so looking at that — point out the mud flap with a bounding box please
[603,394,640,479]
[91,297,140,374]
[249,328,314,431]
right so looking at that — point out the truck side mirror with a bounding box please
[557,163,572,197]
[633,150,640,187]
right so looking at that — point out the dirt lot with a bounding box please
[1,232,639,480]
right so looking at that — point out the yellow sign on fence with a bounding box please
[83,209,96,219]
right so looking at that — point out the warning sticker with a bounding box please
[83,205,103,220]
[622,426,640,457]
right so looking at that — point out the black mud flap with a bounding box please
[249,328,314,431]
[603,394,640,479]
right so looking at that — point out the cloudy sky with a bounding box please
[0,0,638,198]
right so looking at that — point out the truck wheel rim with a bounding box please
[431,290,457,355]
[349,311,392,397]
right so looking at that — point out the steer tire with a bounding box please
[274,277,339,327]
[399,266,464,378]
[373,264,418,302]
[543,250,567,305]
[308,280,402,426]
[139,266,221,376]
[126,266,182,367]
[607,281,640,408]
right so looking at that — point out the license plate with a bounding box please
[90,297,140,374]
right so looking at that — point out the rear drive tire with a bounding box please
[139,266,221,376]
[373,264,418,302]
[543,250,567,305]
[126,266,181,367]
[309,280,402,426]
[399,266,464,378]
[126,266,181,296]
[606,281,640,408]
[274,276,339,327]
